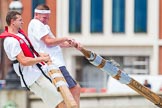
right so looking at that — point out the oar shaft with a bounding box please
[48,62,77,108]
[78,47,162,107]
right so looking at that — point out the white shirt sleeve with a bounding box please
[28,19,49,40]
[3,37,22,61]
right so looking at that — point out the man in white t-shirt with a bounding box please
[28,4,81,107]
[2,11,66,108]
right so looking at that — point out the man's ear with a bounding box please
[34,13,39,18]
[11,19,15,25]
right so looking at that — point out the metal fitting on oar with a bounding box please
[48,65,68,91]
[109,59,120,67]
[49,71,69,90]
[47,63,77,108]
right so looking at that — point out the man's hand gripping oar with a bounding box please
[40,53,77,108]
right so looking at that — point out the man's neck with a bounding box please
[7,26,19,34]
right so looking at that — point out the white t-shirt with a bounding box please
[3,33,47,87]
[28,19,65,67]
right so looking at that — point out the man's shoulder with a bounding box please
[30,19,42,24]
[4,37,19,46]
[29,19,44,28]
[4,36,18,41]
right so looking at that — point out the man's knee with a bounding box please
[70,83,81,94]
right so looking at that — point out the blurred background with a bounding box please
[0,0,162,108]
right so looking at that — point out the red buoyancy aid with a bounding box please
[0,27,50,90]
[0,27,39,58]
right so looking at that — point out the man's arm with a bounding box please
[41,34,70,46]
[41,34,82,49]
[16,51,50,66]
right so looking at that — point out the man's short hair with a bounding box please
[35,4,50,10]
[6,11,21,26]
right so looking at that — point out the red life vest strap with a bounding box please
[0,31,35,58]
[0,27,45,65]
